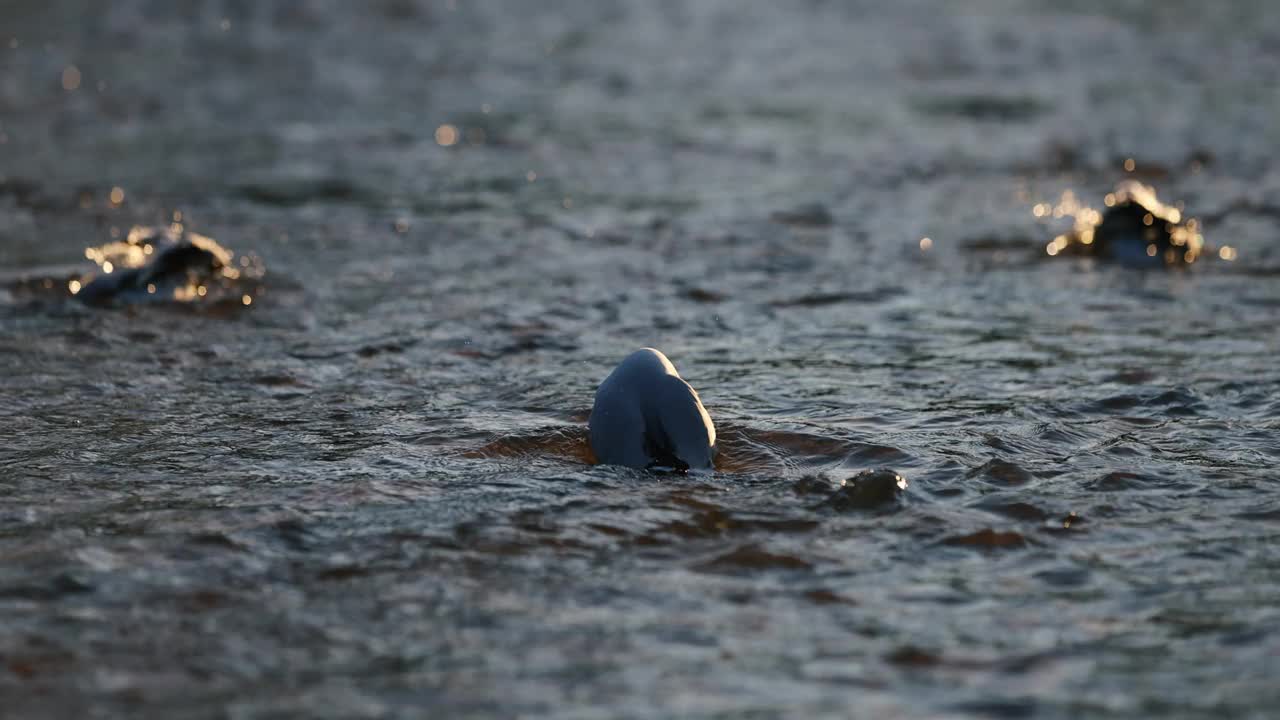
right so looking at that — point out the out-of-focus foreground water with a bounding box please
[2,1,1279,717]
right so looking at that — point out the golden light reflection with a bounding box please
[919,237,933,251]
[73,224,265,304]
[109,187,125,206]
[1035,180,1211,265]
[242,294,252,306]
[1218,246,1238,261]
[1124,158,1136,172]
[434,124,459,146]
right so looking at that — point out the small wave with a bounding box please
[7,224,265,309]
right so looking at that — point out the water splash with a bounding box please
[1036,181,1231,267]
[70,224,265,306]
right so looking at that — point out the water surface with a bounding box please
[2,1,1279,717]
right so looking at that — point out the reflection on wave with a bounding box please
[1036,180,1235,267]
[7,224,266,309]
[74,225,266,306]
[464,426,598,465]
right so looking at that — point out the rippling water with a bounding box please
[3,1,1280,717]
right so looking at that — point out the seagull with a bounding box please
[588,348,716,472]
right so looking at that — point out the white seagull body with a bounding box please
[588,348,716,472]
